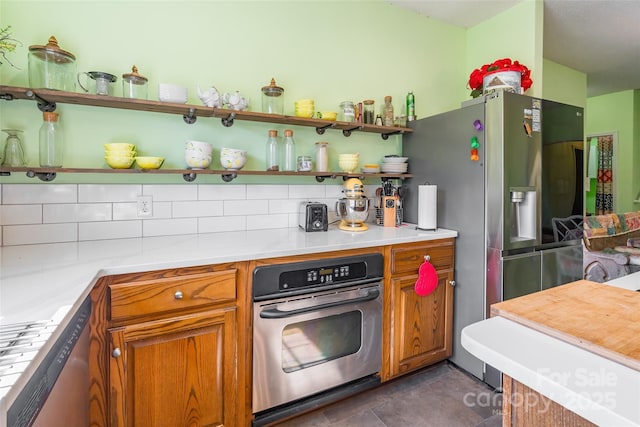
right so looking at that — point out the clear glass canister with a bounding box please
[261,78,284,114]
[315,141,329,172]
[339,101,355,122]
[122,65,148,99]
[28,36,77,92]
[297,156,312,172]
[363,100,375,124]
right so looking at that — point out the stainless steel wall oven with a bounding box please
[252,253,383,426]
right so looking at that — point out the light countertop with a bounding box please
[462,274,640,427]
[0,225,456,326]
[0,224,456,416]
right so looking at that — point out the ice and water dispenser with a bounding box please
[509,187,537,242]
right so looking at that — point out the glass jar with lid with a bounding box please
[315,141,329,172]
[363,100,375,124]
[261,78,284,114]
[339,101,355,122]
[122,65,148,99]
[28,36,77,92]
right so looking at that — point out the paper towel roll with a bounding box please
[418,185,437,230]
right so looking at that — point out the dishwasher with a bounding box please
[1,296,90,427]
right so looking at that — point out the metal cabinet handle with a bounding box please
[112,347,121,358]
[449,280,456,287]
[424,255,430,262]
[174,291,183,300]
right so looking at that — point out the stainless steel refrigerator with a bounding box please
[402,91,584,388]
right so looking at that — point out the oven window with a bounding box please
[281,310,362,373]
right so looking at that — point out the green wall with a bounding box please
[585,90,639,213]
[466,0,542,99]
[1,0,470,184]
[542,59,586,108]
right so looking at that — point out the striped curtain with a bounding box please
[595,135,614,214]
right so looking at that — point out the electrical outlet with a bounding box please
[137,195,153,217]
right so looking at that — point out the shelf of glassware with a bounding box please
[0,85,413,139]
[0,166,413,183]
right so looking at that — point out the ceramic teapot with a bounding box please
[196,85,222,108]
[222,91,249,111]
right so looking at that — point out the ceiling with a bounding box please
[388,0,640,97]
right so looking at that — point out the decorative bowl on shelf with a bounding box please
[105,156,135,169]
[158,83,188,103]
[135,156,164,170]
[104,143,136,152]
[220,147,247,170]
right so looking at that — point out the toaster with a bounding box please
[299,202,328,232]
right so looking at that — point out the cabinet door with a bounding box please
[389,270,454,378]
[108,309,237,427]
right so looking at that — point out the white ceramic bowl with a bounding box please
[383,156,409,163]
[185,153,212,169]
[158,83,188,103]
[184,140,213,155]
[220,147,247,170]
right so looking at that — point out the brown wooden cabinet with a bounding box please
[89,263,249,427]
[382,238,455,380]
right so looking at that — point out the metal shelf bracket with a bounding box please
[183,108,197,124]
[25,90,56,112]
[315,174,336,182]
[221,112,236,127]
[221,172,237,182]
[381,130,402,140]
[342,126,362,137]
[26,170,57,181]
[315,124,334,135]
[182,172,197,182]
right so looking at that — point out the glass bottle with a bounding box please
[39,112,64,167]
[282,129,296,171]
[383,96,394,127]
[315,141,329,172]
[406,91,416,121]
[266,129,280,171]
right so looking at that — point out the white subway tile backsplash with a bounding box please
[3,184,77,204]
[79,221,142,241]
[269,199,302,214]
[0,183,348,246]
[288,185,327,199]
[246,213,289,230]
[199,184,246,200]
[79,184,142,202]
[247,185,288,199]
[199,216,246,233]
[143,218,197,237]
[173,201,223,218]
[224,200,268,216]
[44,203,112,223]
[4,223,78,245]
[143,184,197,201]
[0,205,42,225]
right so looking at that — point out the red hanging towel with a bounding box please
[414,259,438,296]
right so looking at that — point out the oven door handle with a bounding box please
[259,288,380,319]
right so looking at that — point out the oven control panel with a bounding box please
[252,253,384,300]
[283,262,366,290]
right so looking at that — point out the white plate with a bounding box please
[383,156,408,163]
[361,167,380,173]
[380,163,408,172]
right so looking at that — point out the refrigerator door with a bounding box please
[402,99,486,381]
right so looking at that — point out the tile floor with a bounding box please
[277,362,503,427]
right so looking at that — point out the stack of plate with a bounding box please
[380,156,408,174]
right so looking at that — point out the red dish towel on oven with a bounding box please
[415,259,438,296]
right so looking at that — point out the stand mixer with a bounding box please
[336,178,369,231]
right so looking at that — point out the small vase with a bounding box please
[483,70,522,95]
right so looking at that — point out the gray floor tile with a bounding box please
[276,362,501,427]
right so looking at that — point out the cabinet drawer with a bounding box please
[391,242,454,275]
[109,269,236,322]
